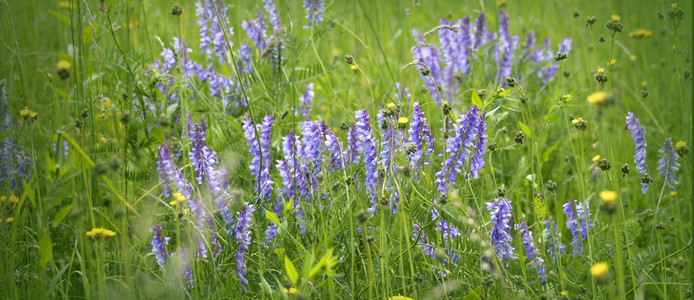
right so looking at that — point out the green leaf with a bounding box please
[266,210,280,227]
[39,228,53,269]
[463,287,482,300]
[308,248,335,279]
[543,140,561,162]
[166,103,179,118]
[563,93,575,103]
[533,197,548,222]
[150,128,165,146]
[284,256,299,285]
[518,121,532,138]
[49,10,71,26]
[52,204,74,228]
[274,248,285,260]
[471,90,483,108]
[498,88,514,97]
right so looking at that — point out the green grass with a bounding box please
[0,0,691,299]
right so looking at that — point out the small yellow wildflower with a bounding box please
[629,55,637,61]
[670,191,678,197]
[86,230,98,238]
[5,217,14,224]
[599,190,617,203]
[0,196,5,203]
[386,102,396,110]
[641,81,647,87]
[587,91,606,104]
[608,59,616,66]
[169,200,178,206]
[350,65,358,71]
[629,28,653,38]
[592,154,601,162]
[560,291,569,297]
[173,192,186,203]
[58,1,73,9]
[611,14,621,22]
[101,229,116,237]
[398,117,409,125]
[676,140,687,149]
[29,111,38,119]
[284,287,298,295]
[496,0,507,7]
[591,262,609,277]
[597,68,605,74]
[389,295,414,300]
[183,208,190,214]
[9,195,18,207]
[20,107,30,118]
[672,3,678,9]
[571,118,582,125]
[56,60,71,70]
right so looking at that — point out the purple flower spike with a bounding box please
[626,112,649,193]
[190,121,222,194]
[542,220,565,259]
[303,0,325,29]
[157,144,193,198]
[658,138,680,191]
[150,225,170,268]
[486,197,516,266]
[355,110,378,214]
[235,203,255,290]
[242,115,274,201]
[563,200,591,257]
[519,221,546,284]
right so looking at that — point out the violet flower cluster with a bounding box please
[518,221,546,284]
[563,200,591,257]
[626,112,649,193]
[486,197,515,266]
[658,138,680,191]
[235,203,255,290]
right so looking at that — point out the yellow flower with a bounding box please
[20,106,30,117]
[389,295,414,300]
[496,0,507,6]
[629,28,653,38]
[591,262,609,277]
[284,287,298,295]
[102,229,116,238]
[611,14,621,22]
[670,191,678,197]
[350,65,358,71]
[173,192,186,203]
[608,59,616,66]
[58,1,73,9]
[398,117,409,125]
[386,102,396,110]
[572,117,584,124]
[560,291,569,296]
[92,227,104,236]
[56,60,71,70]
[86,230,97,238]
[672,3,678,9]
[676,140,687,148]
[587,91,606,104]
[641,81,647,87]
[0,196,4,203]
[183,208,190,214]
[29,111,38,119]
[629,55,637,61]
[600,190,618,203]
[592,154,601,162]
[597,68,605,74]
[6,217,14,224]
[9,195,18,207]
[169,200,178,206]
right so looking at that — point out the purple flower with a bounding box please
[435,105,480,195]
[303,0,325,29]
[377,111,396,172]
[238,42,253,75]
[179,246,194,288]
[393,82,411,101]
[300,119,324,174]
[160,48,177,73]
[157,144,193,198]
[563,200,591,257]
[626,112,648,193]
[495,11,514,84]
[242,115,274,201]
[242,13,268,50]
[298,83,315,117]
[519,221,546,283]
[324,127,344,172]
[407,102,434,175]
[658,138,680,191]
[346,123,360,164]
[189,121,222,194]
[235,203,255,290]
[412,29,443,104]
[355,110,378,214]
[457,17,473,76]
[473,13,487,50]
[558,38,572,54]
[486,197,516,266]
[263,0,281,31]
[542,220,565,259]
[188,197,209,259]
[196,0,231,63]
[412,224,435,258]
[150,225,170,268]
[468,111,487,179]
